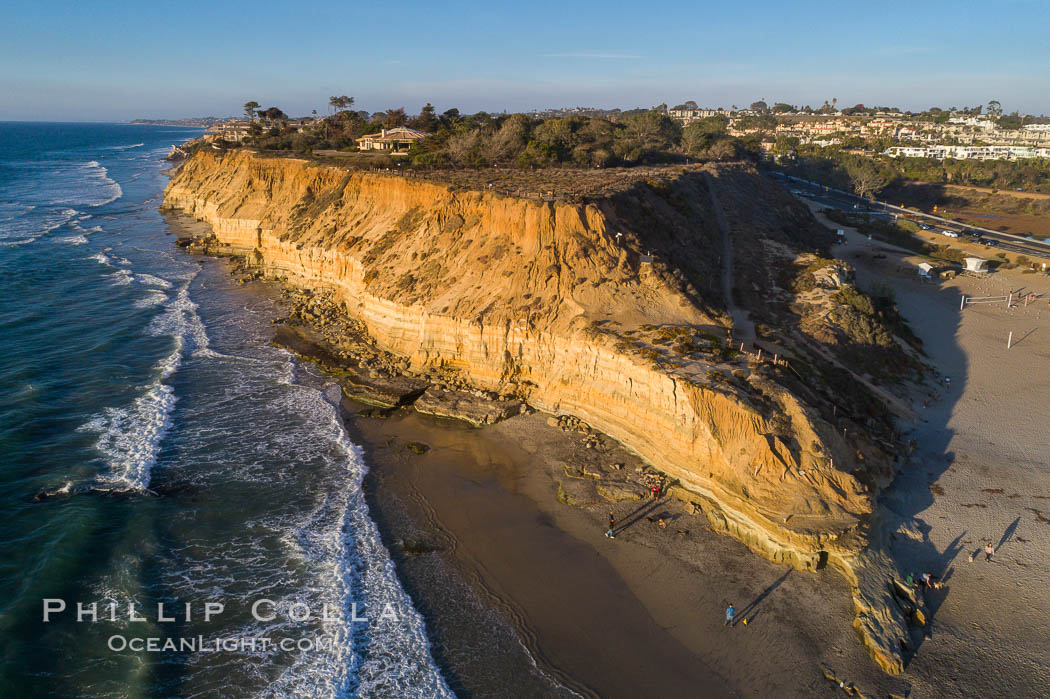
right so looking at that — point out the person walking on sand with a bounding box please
[725,603,735,627]
[606,512,616,539]
[944,375,951,392]
[985,542,995,561]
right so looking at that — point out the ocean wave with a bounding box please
[78,276,203,490]
[133,290,169,308]
[105,142,145,151]
[83,161,124,207]
[148,282,211,355]
[57,234,89,245]
[135,273,173,289]
[106,269,134,286]
[79,378,177,490]
[90,250,113,266]
[0,206,80,247]
[258,379,452,698]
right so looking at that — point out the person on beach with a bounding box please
[985,542,995,561]
[650,483,660,498]
[725,604,735,627]
[944,376,951,392]
[606,512,616,539]
[920,572,938,589]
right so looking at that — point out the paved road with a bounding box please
[771,172,1050,260]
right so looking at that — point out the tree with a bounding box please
[329,95,354,114]
[259,107,287,123]
[621,111,681,160]
[771,102,795,113]
[681,117,729,157]
[410,103,439,132]
[997,111,1024,130]
[441,108,461,127]
[846,159,888,199]
[750,100,768,112]
[381,107,408,128]
[987,99,1003,116]
[244,101,260,121]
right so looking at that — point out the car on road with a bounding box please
[941,230,960,238]
[918,223,931,230]
[984,239,999,247]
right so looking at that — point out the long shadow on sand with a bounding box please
[735,570,791,625]
[840,241,970,668]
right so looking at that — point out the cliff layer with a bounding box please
[163,150,912,671]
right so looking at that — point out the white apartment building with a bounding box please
[884,144,1050,161]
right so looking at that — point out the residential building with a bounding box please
[355,127,430,152]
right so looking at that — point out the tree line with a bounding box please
[233,100,761,168]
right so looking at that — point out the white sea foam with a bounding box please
[57,234,89,245]
[147,282,212,356]
[79,276,203,490]
[105,142,145,151]
[135,273,173,289]
[133,290,169,307]
[106,269,134,286]
[0,206,80,247]
[83,161,124,207]
[80,378,177,490]
[257,377,452,698]
[90,250,113,266]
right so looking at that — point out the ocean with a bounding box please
[0,122,450,697]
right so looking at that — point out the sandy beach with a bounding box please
[170,197,1050,696]
[346,215,1050,697]
[826,213,1050,696]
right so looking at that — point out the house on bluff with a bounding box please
[355,127,430,153]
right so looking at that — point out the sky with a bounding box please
[1,0,1048,121]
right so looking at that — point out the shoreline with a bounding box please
[164,211,904,696]
[164,184,1050,695]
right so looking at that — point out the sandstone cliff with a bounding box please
[163,150,914,671]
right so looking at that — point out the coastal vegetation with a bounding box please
[228,100,760,168]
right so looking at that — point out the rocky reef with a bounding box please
[162,149,921,672]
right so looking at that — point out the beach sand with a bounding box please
[177,205,1050,696]
[826,215,1050,696]
[351,405,908,698]
[349,217,1050,697]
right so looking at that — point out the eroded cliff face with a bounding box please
[163,150,909,671]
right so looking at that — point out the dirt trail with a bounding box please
[706,173,756,341]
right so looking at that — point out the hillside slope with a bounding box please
[163,150,915,671]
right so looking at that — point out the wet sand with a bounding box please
[349,403,902,698]
[353,406,733,698]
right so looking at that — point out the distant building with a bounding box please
[668,108,729,124]
[355,127,430,152]
[885,144,1050,161]
[204,120,251,142]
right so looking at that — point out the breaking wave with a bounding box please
[78,276,205,490]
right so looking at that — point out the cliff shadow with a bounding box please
[854,256,968,666]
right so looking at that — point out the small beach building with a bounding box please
[355,127,429,153]
[964,257,989,273]
[917,262,934,278]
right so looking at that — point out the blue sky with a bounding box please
[1,0,1047,121]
